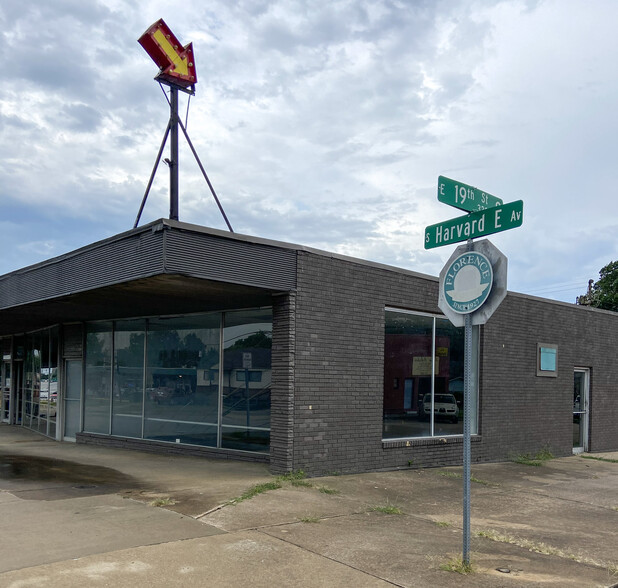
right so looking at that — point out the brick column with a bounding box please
[269,292,296,473]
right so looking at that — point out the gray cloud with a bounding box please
[0,0,616,304]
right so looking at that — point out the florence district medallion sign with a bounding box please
[442,251,493,314]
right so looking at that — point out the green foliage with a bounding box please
[579,455,618,464]
[228,330,272,350]
[438,470,494,485]
[439,556,474,574]
[318,486,341,495]
[512,447,554,466]
[370,501,402,515]
[577,260,618,311]
[150,497,176,507]
[229,481,282,504]
[277,469,307,481]
[277,470,312,487]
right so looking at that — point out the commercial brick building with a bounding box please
[1,219,616,475]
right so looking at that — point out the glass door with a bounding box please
[573,368,589,454]
[64,359,82,440]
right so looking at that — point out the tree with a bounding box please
[577,261,618,312]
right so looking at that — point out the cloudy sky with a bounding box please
[1,0,616,303]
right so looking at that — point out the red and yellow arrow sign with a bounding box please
[138,19,197,89]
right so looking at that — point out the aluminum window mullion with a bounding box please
[431,317,435,437]
[217,313,224,449]
[141,320,148,440]
[108,323,114,436]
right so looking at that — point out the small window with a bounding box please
[537,343,558,377]
[236,370,262,383]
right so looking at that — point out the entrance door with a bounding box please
[573,368,590,454]
[64,360,82,440]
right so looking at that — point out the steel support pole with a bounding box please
[169,86,179,221]
[463,311,472,564]
[133,121,172,229]
[462,238,474,565]
[178,118,234,232]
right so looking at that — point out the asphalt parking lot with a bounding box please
[1,425,617,587]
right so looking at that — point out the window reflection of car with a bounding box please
[147,385,193,405]
[419,393,459,423]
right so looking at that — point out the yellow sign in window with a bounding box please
[412,356,439,376]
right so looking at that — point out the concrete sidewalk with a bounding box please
[1,425,617,587]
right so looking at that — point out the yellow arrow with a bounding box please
[153,28,189,76]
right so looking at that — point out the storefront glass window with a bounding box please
[19,329,59,438]
[222,309,272,452]
[80,310,271,454]
[84,323,112,434]
[112,320,145,438]
[383,309,478,440]
[144,314,221,446]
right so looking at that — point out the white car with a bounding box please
[420,393,459,423]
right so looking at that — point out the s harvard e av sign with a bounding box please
[424,200,524,249]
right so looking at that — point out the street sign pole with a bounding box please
[432,175,524,568]
[170,86,179,221]
[463,277,473,565]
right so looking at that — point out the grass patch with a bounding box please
[511,447,554,466]
[150,497,176,507]
[299,516,320,523]
[370,503,403,515]
[277,469,307,482]
[611,506,618,512]
[439,471,495,486]
[318,486,341,495]
[580,455,618,464]
[436,521,451,528]
[477,529,618,575]
[290,479,313,488]
[229,470,311,505]
[229,480,282,504]
[470,475,493,486]
[440,471,461,480]
[439,556,474,574]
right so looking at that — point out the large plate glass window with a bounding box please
[112,320,145,438]
[84,323,113,434]
[80,310,271,454]
[222,309,272,452]
[383,308,478,440]
[144,314,220,446]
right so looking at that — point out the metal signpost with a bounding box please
[135,19,233,232]
[427,177,523,566]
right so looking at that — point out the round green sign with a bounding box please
[443,251,493,314]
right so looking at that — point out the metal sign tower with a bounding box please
[135,19,233,232]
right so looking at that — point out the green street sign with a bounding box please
[425,200,523,249]
[438,176,503,212]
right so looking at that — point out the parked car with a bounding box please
[419,393,459,423]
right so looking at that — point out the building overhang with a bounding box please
[0,219,297,336]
